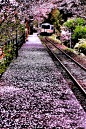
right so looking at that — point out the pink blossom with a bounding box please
[61,30,70,42]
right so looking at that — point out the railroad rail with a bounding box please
[41,37,86,95]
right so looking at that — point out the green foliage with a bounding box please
[45,8,62,32]
[0,64,5,74]
[75,18,85,26]
[78,43,86,55]
[0,11,25,43]
[63,18,85,46]
[64,18,85,31]
[72,26,86,43]
[74,39,86,55]
[18,23,25,34]
[65,48,74,53]
[49,34,61,44]
[0,5,26,76]
[64,19,74,30]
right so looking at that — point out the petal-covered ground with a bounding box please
[0,34,85,128]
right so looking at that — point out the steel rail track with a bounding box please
[46,37,86,71]
[42,38,86,95]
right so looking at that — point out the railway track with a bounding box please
[41,37,86,96]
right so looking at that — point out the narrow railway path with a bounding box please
[0,34,86,128]
[42,38,86,94]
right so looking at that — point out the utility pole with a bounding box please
[25,18,28,41]
[16,29,18,58]
[29,16,33,35]
[29,25,30,35]
[70,29,71,48]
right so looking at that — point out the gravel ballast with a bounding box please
[0,33,85,128]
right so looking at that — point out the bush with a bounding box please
[72,26,86,43]
[74,39,86,50]
[64,18,85,31]
[63,18,85,46]
[64,19,74,31]
[78,42,86,55]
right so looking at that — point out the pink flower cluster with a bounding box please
[61,30,70,42]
